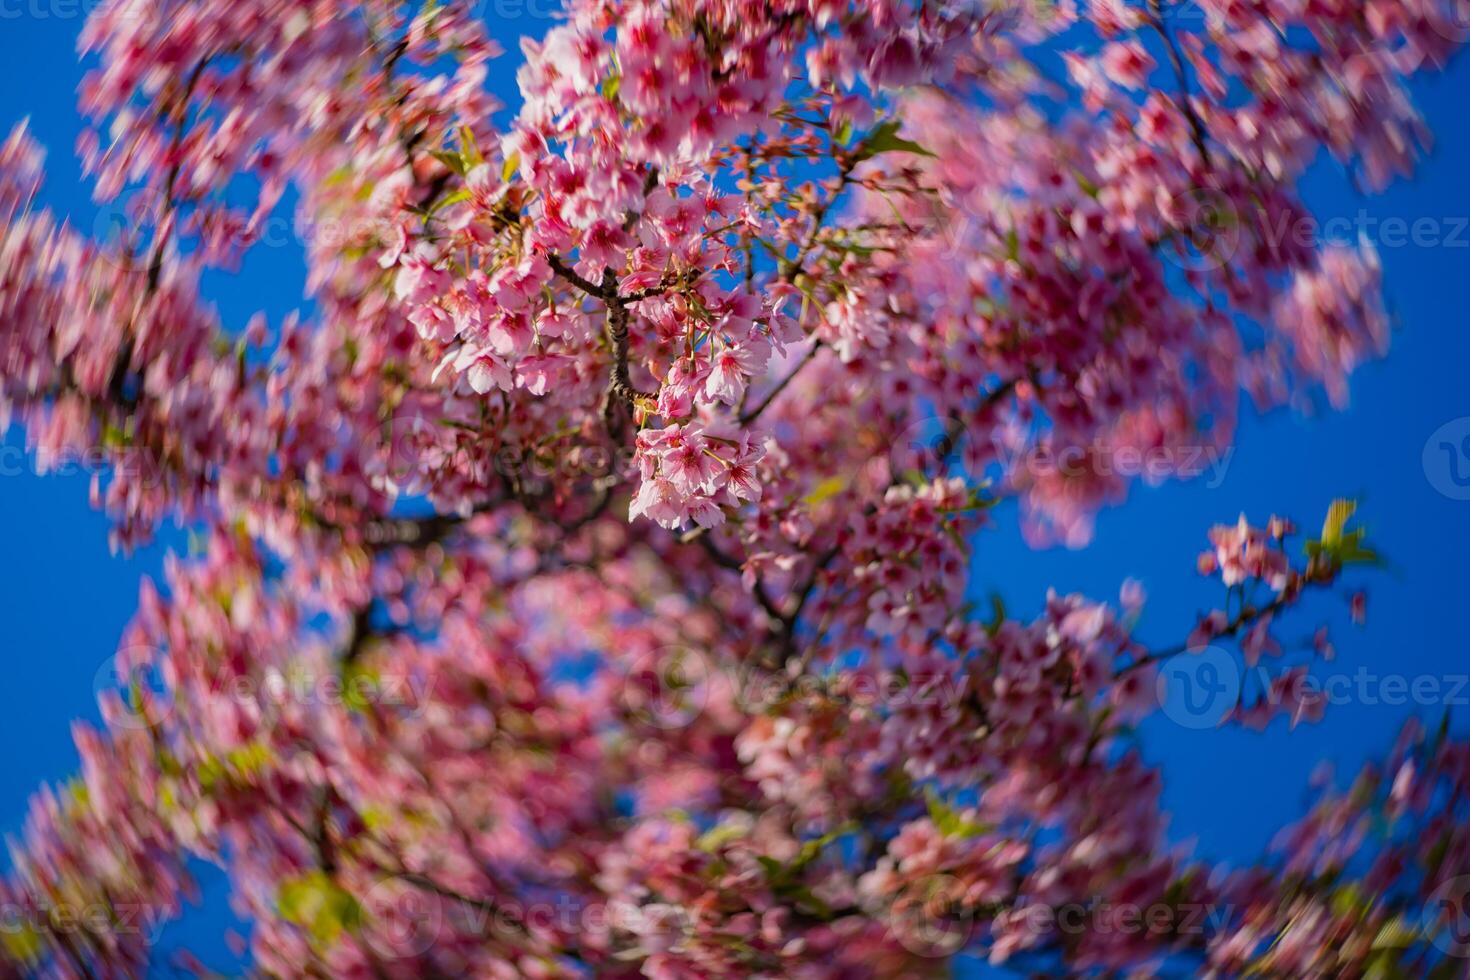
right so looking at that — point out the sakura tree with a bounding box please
[2,0,1470,975]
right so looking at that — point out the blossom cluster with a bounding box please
[0,0,1468,977]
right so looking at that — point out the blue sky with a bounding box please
[2,7,1469,976]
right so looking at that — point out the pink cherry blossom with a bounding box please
[0,1,1466,976]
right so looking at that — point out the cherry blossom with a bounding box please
[2,0,1469,976]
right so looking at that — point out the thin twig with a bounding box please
[740,340,824,425]
[546,254,606,298]
[1146,0,1214,169]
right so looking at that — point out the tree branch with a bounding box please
[1146,0,1214,169]
[740,339,823,426]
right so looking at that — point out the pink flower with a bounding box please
[704,342,765,405]
[393,247,450,304]
[1207,514,1289,590]
[0,3,1458,975]
[453,346,513,394]
[1101,41,1155,89]
[628,477,684,526]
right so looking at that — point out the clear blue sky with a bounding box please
[2,8,1468,976]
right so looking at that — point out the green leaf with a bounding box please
[1305,497,1381,568]
[756,827,849,891]
[791,827,846,872]
[851,120,936,164]
[1363,949,1406,980]
[697,821,747,853]
[198,740,275,793]
[1321,498,1357,548]
[101,422,130,449]
[985,594,1007,637]
[2,923,43,963]
[429,149,468,177]
[1331,882,1366,919]
[278,871,363,947]
[341,661,382,714]
[803,474,849,507]
[784,885,834,919]
[458,125,483,169]
[1073,169,1100,199]
[1371,915,1418,950]
[430,188,472,213]
[925,791,993,839]
[228,740,274,776]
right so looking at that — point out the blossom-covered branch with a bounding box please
[1,0,1468,977]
